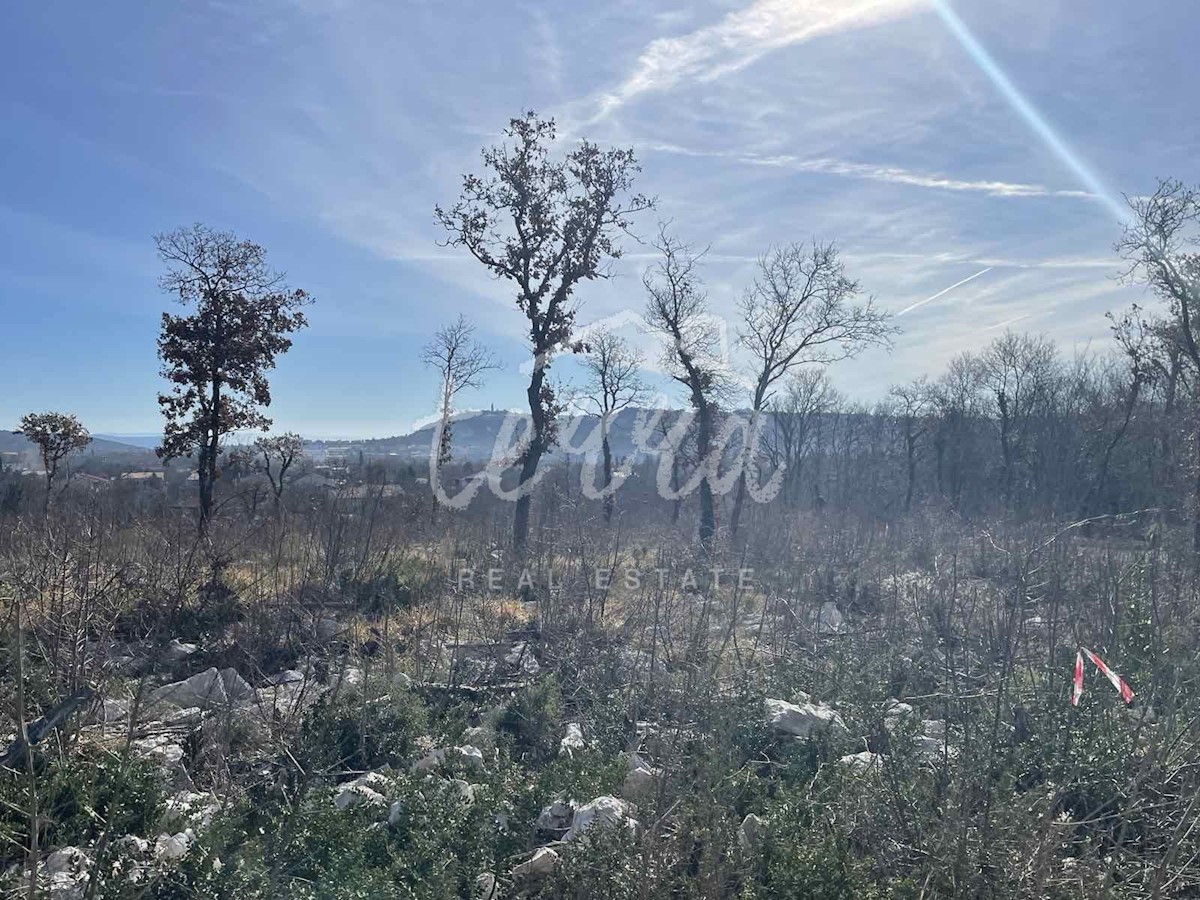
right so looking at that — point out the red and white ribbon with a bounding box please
[1071,649,1084,706]
[1070,647,1134,706]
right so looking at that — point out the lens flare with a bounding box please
[931,0,1128,223]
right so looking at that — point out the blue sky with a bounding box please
[1,0,1195,439]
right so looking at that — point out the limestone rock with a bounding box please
[764,698,848,738]
[566,795,639,842]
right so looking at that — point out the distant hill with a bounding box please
[304,408,684,464]
[0,431,152,458]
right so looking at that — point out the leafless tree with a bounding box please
[254,432,305,514]
[580,329,646,523]
[1116,178,1200,548]
[437,112,652,552]
[767,368,841,505]
[975,331,1059,505]
[888,377,934,512]
[422,315,498,475]
[643,227,726,553]
[16,411,91,510]
[730,241,892,538]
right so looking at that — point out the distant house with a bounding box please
[121,471,165,482]
[293,472,337,490]
[341,484,404,499]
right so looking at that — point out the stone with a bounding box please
[387,799,409,826]
[815,601,847,635]
[511,846,559,880]
[334,772,390,810]
[738,813,767,854]
[264,669,305,686]
[446,778,476,806]
[565,795,639,842]
[154,829,195,861]
[475,871,499,899]
[621,751,661,799]
[764,698,848,738]
[838,751,883,775]
[505,641,541,677]
[462,725,496,753]
[163,639,198,663]
[150,667,255,710]
[536,798,574,833]
[41,847,91,900]
[391,672,413,689]
[411,748,447,774]
[160,791,218,832]
[560,722,587,756]
[455,744,485,771]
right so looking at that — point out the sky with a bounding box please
[1,0,1195,439]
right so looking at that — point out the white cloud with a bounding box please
[648,142,1096,200]
[595,0,926,116]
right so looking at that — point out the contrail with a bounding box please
[983,312,1032,331]
[930,0,1128,224]
[897,266,993,316]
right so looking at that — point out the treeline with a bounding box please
[760,331,1156,522]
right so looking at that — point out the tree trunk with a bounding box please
[601,425,614,525]
[696,401,716,554]
[513,367,547,553]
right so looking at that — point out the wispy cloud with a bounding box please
[595,0,925,117]
[897,266,993,315]
[648,142,1096,200]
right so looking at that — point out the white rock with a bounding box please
[160,791,218,832]
[446,779,476,805]
[150,667,254,709]
[163,639,198,662]
[411,748,447,774]
[506,641,540,676]
[511,846,559,879]
[738,813,766,854]
[815,601,847,635]
[462,725,495,752]
[42,847,91,900]
[388,800,405,826]
[391,672,413,689]
[265,669,305,686]
[536,798,574,832]
[838,751,883,775]
[334,773,390,810]
[455,744,485,771]
[154,829,195,861]
[133,734,185,768]
[560,723,587,756]
[565,795,639,842]
[764,698,848,738]
[334,783,386,810]
[475,871,499,899]
[621,751,661,799]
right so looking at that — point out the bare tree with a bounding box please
[580,329,646,523]
[643,227,726,553]
[888,377,934,512]
[155,224,311,526]
[975,331,1059,505]
[1116,178,1200,548]
[16,411,91,510]
[253,432,305,514]
[768,368,841,505]
[422,315,498,471]
[730,241,892,537]
[437,112,651,552]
